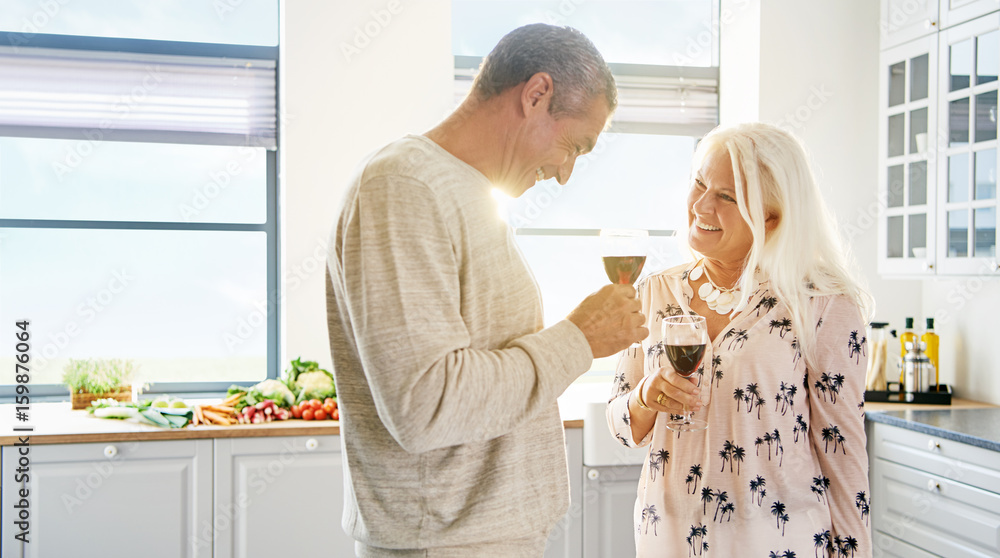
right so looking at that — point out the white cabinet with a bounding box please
[936,13,1000,274]
[881,0,1000,49]
[582,464,642,558]
[879,5,1000,277]
[545,428,584,558]
[868,421,1000,557]
[940,0,1000,30]
[879,34,939,276]
[882,0,940,49]
[0,439,213,558]
[214,435,354,558]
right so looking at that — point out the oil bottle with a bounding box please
[898,317,917,384]
[921,317,940,388]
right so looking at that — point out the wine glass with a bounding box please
[601,228,648,359]
[599,229,648,285]
[661,314,709,432]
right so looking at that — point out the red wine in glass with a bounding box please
[599,229,649,285]
[661,315,709,432]
[665,343,706,376]
[603,255,647,285]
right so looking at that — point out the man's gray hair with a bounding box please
[472,23,617,117]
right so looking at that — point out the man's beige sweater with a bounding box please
[325,135,593,554]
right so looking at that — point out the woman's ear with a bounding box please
[764,212,780,233]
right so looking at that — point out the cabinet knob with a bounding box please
[927,439,940,452]
[924,19,937,28]
[587,469,600,481]
[103,445,118,458]
[926,479,940,492]
[305,438,319,451]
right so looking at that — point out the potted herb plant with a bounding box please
[63,358,138,410]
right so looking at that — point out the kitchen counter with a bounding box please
[0,400,588,445]
[866,406,1000,452]
[2,394,994,446]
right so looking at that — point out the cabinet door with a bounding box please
[880,35,939,276]
[937,13,1000,275]
[582,464,642,558]
[214,435,354,558]
[873,531,942,557]
[882,0,940,49]
[0,439,213,558]
[545,427,583,558]
[872,458,1000,557]
[940,0,1000,30]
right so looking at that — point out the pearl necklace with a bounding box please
[689,262,756,316]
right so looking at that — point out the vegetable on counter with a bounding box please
[87,397,192,428]
[291,398,338,421]
[190,392,242,426]
[283,357,336,403]
[234,399,290,424]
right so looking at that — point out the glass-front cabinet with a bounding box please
[938,14,1000,273]
[880,36,938,275]
[879,6,1000,277]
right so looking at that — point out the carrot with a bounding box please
[202,409,232,426]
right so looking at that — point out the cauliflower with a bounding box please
[253,379,295,407]
[294,370,336,401]
[283,357,336,402]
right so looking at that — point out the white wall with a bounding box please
[922,278,1000,403]
[281,0,453,372]
[280,1,1000,405]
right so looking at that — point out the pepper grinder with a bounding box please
[903,341,934,399]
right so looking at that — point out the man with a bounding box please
[325,23,647,557]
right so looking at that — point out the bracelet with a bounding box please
[634,376,653,411]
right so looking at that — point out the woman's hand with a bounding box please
[640,366,703,415]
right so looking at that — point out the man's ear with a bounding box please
[521,72,554,115]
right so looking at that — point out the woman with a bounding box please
[607,123,873,557]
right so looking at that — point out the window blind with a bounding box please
[0,46,276,148]
[454,57,718,136]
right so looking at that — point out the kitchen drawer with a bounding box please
[1,439,213,558]
[873,422,1000,494]
[873,458,1000,557]
[873,530,941,558]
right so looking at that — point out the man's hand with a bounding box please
[566,284,647,358]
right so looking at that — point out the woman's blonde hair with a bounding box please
[690,122,873,370]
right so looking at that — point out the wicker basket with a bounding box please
[70,385,132,410]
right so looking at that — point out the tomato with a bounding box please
[331,409,339,421]
[324,397,334,406]
[314,408,328,421]
[309,399,322,410]
[302,408,315,421]
[322,402,335,415]
[291,405,303,419]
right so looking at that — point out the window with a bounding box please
[0,2,279,400]
[453,0,719,379]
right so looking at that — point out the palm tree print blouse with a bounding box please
[606,263,872,557]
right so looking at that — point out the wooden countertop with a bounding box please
[0,401,587,445]
[0,402,341,445]
[1,397,993,446]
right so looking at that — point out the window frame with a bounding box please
[0,31,280,402]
